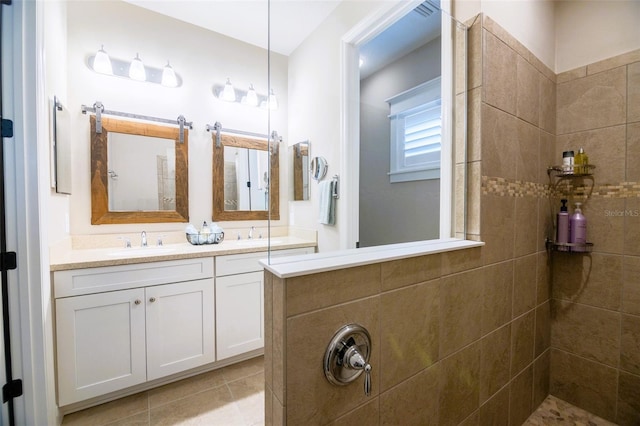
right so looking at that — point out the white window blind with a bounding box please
[387,77,441,183]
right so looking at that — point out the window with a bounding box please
[387,77,441,183]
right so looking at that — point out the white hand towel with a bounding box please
[318,180,336,225]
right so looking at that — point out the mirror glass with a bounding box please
[52,96,72,194]
[292,141,310,201]
[310,156,328,181]
[213,133,280,221]
[223,146,270,211]
[90,116,189,224]
[107,133,176,211]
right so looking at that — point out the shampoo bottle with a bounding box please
[570,202,587,252]
[556,199,570,251]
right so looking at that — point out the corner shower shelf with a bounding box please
[547,164,596,178]
[545,238,593,253]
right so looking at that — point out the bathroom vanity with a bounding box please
[50,237,315,409]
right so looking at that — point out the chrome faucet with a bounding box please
[141,231,148,247]
[248,226,255,239]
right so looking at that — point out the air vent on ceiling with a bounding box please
[414,1,438,18]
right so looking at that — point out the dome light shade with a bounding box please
[221,78,236,102]
[161,61,177,87]
[268,89,278,111]
[243,84,259,106]
[129,53,146,81]
[93,45,113,75]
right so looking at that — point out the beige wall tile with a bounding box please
[557,67,627,135]
[552,253,623,311]
[381,254,440,292]
[272,392,284,426]
[328,399,380,425]
[441,247,482,276]
[533,350,550,409]
[621,314,640,375]
[627,122,640,182]
[481,194,516,265]
[550,349,618,422]
[468,87,482,163]
[264,272,273,390]
[438,342,481,426]
[479,324,511,403]
[287,264,380,316]
[482,261,513,335]
[468,16,482,90]
[557,66,587,84]
[625,198,640,256]
[456,95,466,166]
[580,198,625,255]
[481,104,518,181]
[587,49,640,75]
[273,276,285,403]
[623,255,640,315]
[539,131,555,182]
[285,296,379,425]
[514,254,538,317]
[440,270,483,357]
[551,299,621,367]
[539,75,556,135]
[516,120,540,184]
[629,62,640,123]
[459,411,480,426]
[617,371,640,426]
[514,197,539,258]
[516,56,540,126]
[538,196,553,252]
[479,386,509,426]
[380,280,440,391]
[535,301,551,358]
[509,365,534,426]
[467,161,481,236]
[511,311,535,378]
[380,364,440,426]
[555,125,626,185]
[265,388,273,426]
[536,251,551,305]
[483,30,517,115]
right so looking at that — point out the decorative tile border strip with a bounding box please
[482,176,640,199]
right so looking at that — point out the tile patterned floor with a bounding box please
[61,356,265,426]
[524,395,618,426]
[63,360,612,426]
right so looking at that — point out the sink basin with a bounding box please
[235,239,282,246]
[107,247,177,257]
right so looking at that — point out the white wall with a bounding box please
[555,0,640,73]
[65,0,288,238]
[359,38,441,247]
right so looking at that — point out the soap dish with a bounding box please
[186,231,224,245]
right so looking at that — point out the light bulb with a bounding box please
[268,89,278,111]
[129,53,146,81]
[221,78,236,102]
[93,45,113,75]
[243,84,259,106]
[161,61,178,87]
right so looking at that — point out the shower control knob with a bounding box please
[364,364,372,396]
[324,323,372,396]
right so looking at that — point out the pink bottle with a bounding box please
[570,202,587,252]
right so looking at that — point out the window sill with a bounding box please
[261,238,484,278]
[389,167,440,183]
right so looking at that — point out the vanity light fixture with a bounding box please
[93,45,113,75]
[128,53,146,81]
[161,61,178,88]
[87,48,182,87]
[267,89,278,110]
[220,78,237,102]
[242,84,259,107]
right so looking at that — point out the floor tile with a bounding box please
[148,369,226,408]
[221,356,265,383]
[227,372,265,426]
[62,392,149,426]
[524,395,617,426]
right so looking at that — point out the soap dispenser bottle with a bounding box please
[570,202,587,252]
[556,199,570,251]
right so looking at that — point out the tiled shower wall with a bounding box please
[549,51,640,423]
[264,15,556,425]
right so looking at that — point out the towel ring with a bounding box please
[311,156,328,181]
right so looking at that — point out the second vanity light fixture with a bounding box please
[88,45,181,88]
[214,78,278,110]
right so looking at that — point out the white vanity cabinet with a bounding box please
[215,248,314,360]
[54,258,215,406]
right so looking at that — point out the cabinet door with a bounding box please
[146,279,215,380]
[56,288,146,406]
[216,271,264,360]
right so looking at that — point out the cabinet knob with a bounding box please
[149,297,156,303]
[134,299,141,305]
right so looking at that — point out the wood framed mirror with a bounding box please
[212,133,279,221]
[90,116,189,224]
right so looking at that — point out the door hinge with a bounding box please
[0,252,17,271]
[2,379,22,403]
[1,118,13,138]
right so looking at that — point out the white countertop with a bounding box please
[50,236,317,271]
[260,239,484,278]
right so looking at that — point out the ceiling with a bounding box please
[123,0,343,56]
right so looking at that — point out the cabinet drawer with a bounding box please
[215,247,313,277]
[54,257,214,298]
